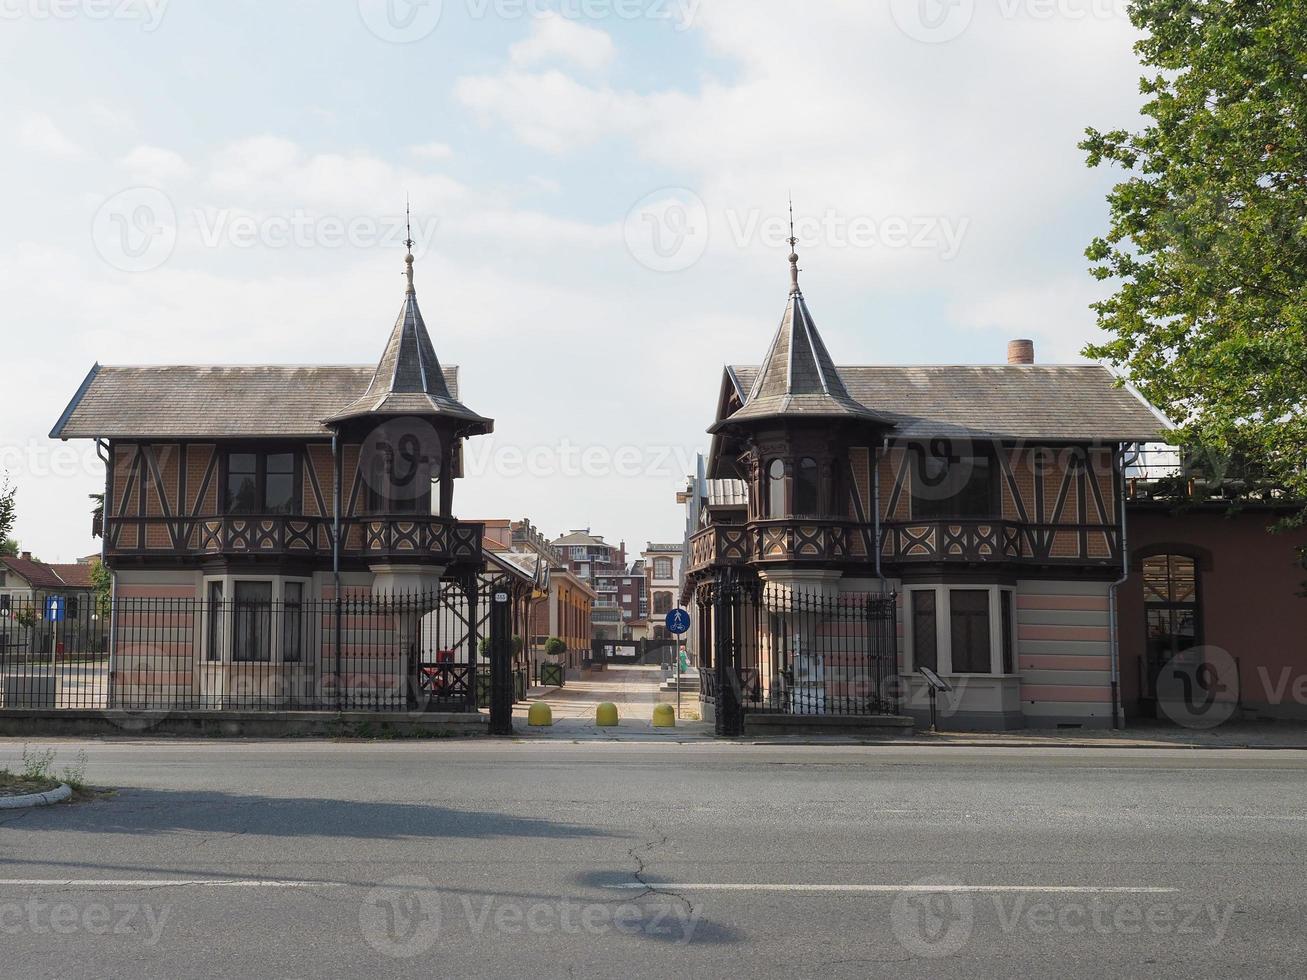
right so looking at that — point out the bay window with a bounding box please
[906,585,1018,676]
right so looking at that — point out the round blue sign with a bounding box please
[665,609,691,635]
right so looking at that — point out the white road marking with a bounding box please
[0,879,341,888]
[604,883,1179,894]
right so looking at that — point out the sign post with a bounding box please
[45,596,65,675]
[665,608,691,720]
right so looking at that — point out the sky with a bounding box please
[0,0,1149,563]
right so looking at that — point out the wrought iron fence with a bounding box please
[0,585,507,713]
[696,581,899,731]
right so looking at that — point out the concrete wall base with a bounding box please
[743,713,915,737]
[903,708,1028,732]
[0,709,488,739]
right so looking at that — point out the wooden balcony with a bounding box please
[105,515,485,567]
[881,519,1121,565]
[688,524,752,573]
[687,520,868,575]
[686,517,1122,576]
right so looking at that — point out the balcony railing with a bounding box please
[688,519,867,574]
[104,515,485,566]
[687,517,1122,574]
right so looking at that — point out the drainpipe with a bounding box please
[96,439,115,706]
[1107,444,1136,730]
[332,432,343,711]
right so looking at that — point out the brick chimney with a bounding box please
[1007,339,1035,365]
[20,551,32,561]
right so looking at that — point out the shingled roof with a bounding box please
[50,364,461,440]
[726,364,1168,442]
[51,244,492,440]
[324,256,493,433]
[709,259,892,432]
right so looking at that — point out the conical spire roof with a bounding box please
[710,235,892,433]
[325,239,493,434]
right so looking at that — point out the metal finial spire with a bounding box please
[404,196,416,294]
[788,197,801,296]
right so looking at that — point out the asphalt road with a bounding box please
[0,739,1304,979]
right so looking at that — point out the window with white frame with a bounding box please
[905,585,1017,675]
[204,577,310,665]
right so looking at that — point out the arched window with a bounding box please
[766,459,786,517]
[1141,553,1201,693]
[795,458,819,515]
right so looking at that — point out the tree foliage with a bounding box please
[1082,0,1307,513]
[0,474,14,549]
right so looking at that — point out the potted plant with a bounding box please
[540,637,567,688]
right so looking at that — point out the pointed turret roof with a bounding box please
[325,231,493,434]
[709,227,892,433]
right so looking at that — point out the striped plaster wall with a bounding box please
[1016,579,1113,725]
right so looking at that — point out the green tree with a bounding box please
[89,558,112,617]
[0,474,15,550]
[1081,0,1307,514]
[543,637,567,659]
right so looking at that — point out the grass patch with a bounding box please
[0,745,93,800]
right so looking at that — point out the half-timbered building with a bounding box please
[686,242,1168,730]
[47,241,501,711]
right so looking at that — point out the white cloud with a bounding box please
[15,113,85,159]
[121,145,190,182]
[207,137,465,210]
[411,141,454,161]
[509,13,617,73]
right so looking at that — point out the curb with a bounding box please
[0,783,73,810]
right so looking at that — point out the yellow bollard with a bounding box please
[527,702,553,727]
[595,702,620,727]
[652,704,676,728]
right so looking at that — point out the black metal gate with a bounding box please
[696,577,898,737]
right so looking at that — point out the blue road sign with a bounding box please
[45,596,66,623]
[665,608,691,635]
